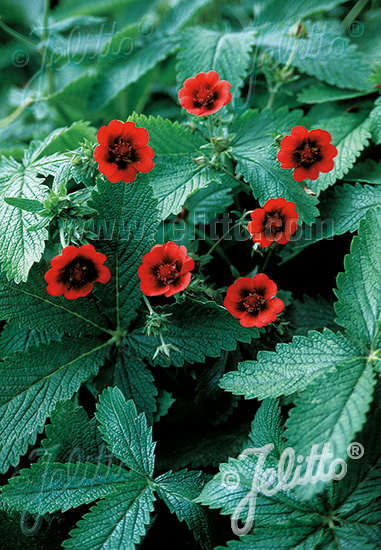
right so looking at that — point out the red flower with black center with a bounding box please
[45,244,111,300]
[224,274,284,328]
[138,242,195,297]
[247,198,299,247]
[178,70,232,116]
[277,126,337,182]
[94,120,154,183]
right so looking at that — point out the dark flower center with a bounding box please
[295,140,320,166]
[194,87,216,107]
[109,138,135,168]
[157,262,180,284]
[61,258,98,290]
[265,214,283,235]
[243,292,266,313]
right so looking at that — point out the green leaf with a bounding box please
[335,208,381,351]
[156,469,213,549]
[255,0,349,25]
[0,337,110,456]
[308,112,372,194]
[128,299,259,367]
[62,478,155,550]
[177,27,256,99]
[89,36,178,112]
[0,322,52,357]
[113,347,157,425]
[220,329,359,399]
[1,462,131,514]
[216,525,324,550]
[197,452,314,525]
[96,387,156,477]
[0,154,56,282]
[346,159,381,184]
[128,113,220,220]
[41,400,105,464]
[0,431,38,476]
[287,295,336,335]
[247,398,284,459]
[369,96,381,144]
[90,177,159,330]
[3,197,42,212]
[297,84,373,105]
[154,390,175,422]
[185,173,239,224]
[231,108,319,223]
[30,121,96,159]
[285,358,375,491]
[278,183,381,263]
[257,20,372,91]
[0,264,109,336]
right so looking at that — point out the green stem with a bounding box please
[221,166,251,193]
[266,37,299,109]
[42,0,54,95]
[0,18,37,47]
[142,294,155,316]
[195,227,231,265]
[342,0,369,30]
[0,98,33,128]
[261,247,273,272]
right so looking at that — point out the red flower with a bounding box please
[247,198,299,247]
[138,242,195,297]
[94,120,154,183]
[45,244,111,300]
[277,126,337,182]
[178,71,232,116]
[224,274,284,328]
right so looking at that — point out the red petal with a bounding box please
[164,272,192,297]
[239,313,262,328]
[291,126,308,140]
[224,296,246,319]
[205,70,220,87]
[308,128,332,146]
[248,209,266,233]
[226,277,254,302]
[252,273,277,298]
[64,282,94,299]
[97,120,124,146]
[96,265,111,284]
[293,165,319,182]
[46,281,66,297]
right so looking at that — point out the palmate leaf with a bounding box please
[128,299,259,367]
[231,108,319,223]
[96,387,156,477]
[0,263,108,336]
[0,337,110,470]
[156,469,213,549]
[90,177,159,331]
[335,207,381,351]
[256,20,372,91]
[308,112,372,195]
[129,113,221,220]
[278,183,381,263]
[62,479,155,550]
[41,400,105,465]
[177,27,257,100]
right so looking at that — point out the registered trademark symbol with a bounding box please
[348,21,364,37]
[347,442,364,459]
